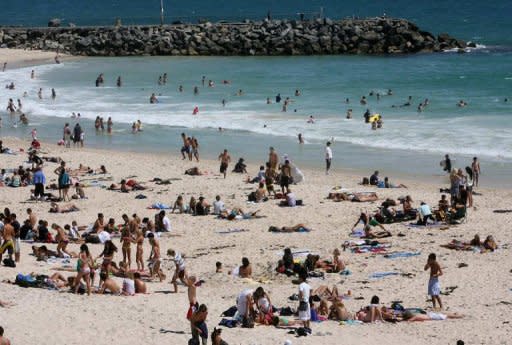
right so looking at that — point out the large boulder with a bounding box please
[48,18,61,27]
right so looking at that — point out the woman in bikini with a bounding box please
[75,244,93,295]
[135,227,144,272]
[97,240,118,279]
[120,220,133,269]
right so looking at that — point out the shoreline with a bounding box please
[0,135,510,345]
[0,48,79,69]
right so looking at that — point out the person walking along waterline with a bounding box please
[325,141,333,175]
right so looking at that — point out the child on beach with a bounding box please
[424,253,443,309]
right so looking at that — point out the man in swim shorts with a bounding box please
[0,217,15,261]
[218,149,231,179]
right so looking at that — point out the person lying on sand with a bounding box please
[49,202,79,213]
[329,299,353,321]
[402,309,464,322]
[219,208,262,220]
[356,295,384,323]
[32,245,58,260]
[383,177,407,188]
[268,224,311,232]
[0,299,15,308]
[363,224,392,239]
[314,249,346,273]
[441,234,497,252]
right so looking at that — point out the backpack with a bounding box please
[3,258,16,268]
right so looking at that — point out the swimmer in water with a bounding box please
[158,75,163,85]
[117,76,122,87]
[38,88,43,99]
[387,89,393,96]
[266,97,271,104]
[150,93,158,104]
[222,99,226,107]
[31,70,35,79]
[179,85,183,92]
[295,89,301,96]
[298,133,304,144]
[307,115,315,124]
[457,100,467,107]
[193,86,199,95]
[163,73,168,84]
[275,93,281,103]
[201,76,205,87]
[360,96,367,105]
[346,109,353,119]
[51,88,56,100]
[345,98,350,104]
[208,80,214,87]
[237,89,243,96]
[401,96,412,107]
[192,106,199,115]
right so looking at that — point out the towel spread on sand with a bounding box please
[369,271,400,279]
[216,228,249,234]
[384,251,421,259]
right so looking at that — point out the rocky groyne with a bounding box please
[0,17,467,56]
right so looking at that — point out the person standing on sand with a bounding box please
[2,62,6,72]
[218,149,231,179]
[471,156,481,187]
[424,253,443,310]
[298,271,312,330]
[280,160,292,194]
[269,147,279,176]
[325,141,333,175]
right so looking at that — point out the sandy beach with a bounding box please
[0,135,510,345]
[0,48,75,69]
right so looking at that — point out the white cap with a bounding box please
[284,340,292,345]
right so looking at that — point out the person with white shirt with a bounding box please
[298,271,311,329]
[325,141,333,175]
[418,202,434,226]
[236,288,254,321]
[158,210,172,232]
[213,195,225,215]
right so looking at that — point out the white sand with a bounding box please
[0,136,510,345]
[0,48,74,69]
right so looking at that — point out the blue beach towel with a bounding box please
[384,252,421,259]
[369,271,400,279]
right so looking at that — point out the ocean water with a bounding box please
[0,50,511,187]
[0,1,511,186]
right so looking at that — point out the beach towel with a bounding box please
[216,228,249,234]
[369,271,400,279]
[148,202,171,209]
[384,252,421,259]
[405,222,443,228]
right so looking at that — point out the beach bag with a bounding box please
[298,301,308,312]
[188,338,200,345]
[3,258,16,268]
[242,315,254,328]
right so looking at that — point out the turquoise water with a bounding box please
[1,51,511,187]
